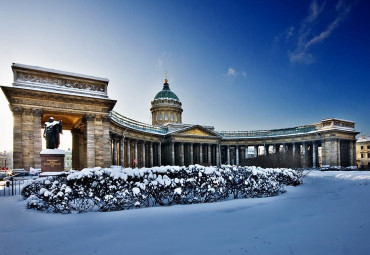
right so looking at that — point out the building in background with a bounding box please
[0,151,13,170]
[65,148,72,170]
[356,135,370,169]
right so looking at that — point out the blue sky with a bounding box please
[0,0,369,151]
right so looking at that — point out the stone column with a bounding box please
[93,116,104,167]
[20,108,35,170]
[208,144,211,165]
[337,139,341,167]
[264,143,268,156]
[302,142,307,168]
[292,143,296,155]
[180,143,184,166]
[31,108,43,169]
[254,145,258,158]
[142,141,146,168]
[171,142,175,165]
[216,144,220,166]
[227,145,230,165]
[349,140,355,166]
[85,114,96,168]
[236,145,239,165]
[126,139,131,167]
[150,142,153,167]
[321,140,327,166]
[120,137,124,167]
[312,142,317,168]
[190,143,194,165]
[158,142,162,166]
[102,115,111,168]
[199,144,203,164]
[11,106,23,169]
[134,140,138,168]
[112,135,117,165]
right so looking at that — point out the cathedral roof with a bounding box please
[154,79,180,101]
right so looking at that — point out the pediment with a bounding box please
[175,125,221,137]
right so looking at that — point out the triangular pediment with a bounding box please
[173,125,221,138]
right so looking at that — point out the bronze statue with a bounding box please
[43,117,63,149]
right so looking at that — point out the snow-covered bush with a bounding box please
[21,165,302,213]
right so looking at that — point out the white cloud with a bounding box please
[227,67,236,76]
[288,51,314,64]
[226,67,247,78]
[157,58,163,68]
[284,0,351,64]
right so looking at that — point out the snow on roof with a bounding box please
[357,136,370,142]
[9,85,111,100]
[12,63,110,83]
[321,117,354,123]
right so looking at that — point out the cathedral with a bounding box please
[1,63,358,170]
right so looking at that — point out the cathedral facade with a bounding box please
[1,64,359,170]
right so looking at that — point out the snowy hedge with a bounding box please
[22,165,302,213]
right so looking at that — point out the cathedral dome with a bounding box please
[151,78,183,125]
[154,80,180,101]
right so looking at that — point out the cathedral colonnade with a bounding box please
[109,135,222,168]
[219,139,356,168]
[1,64,359,171]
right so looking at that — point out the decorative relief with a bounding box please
[31,108,43,117]
[17,72,105,92]
[85,113,96,121]
[181,128,212,137]
[102,115,111,123]
[9,105,23,115]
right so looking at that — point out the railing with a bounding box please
[109,111,167,135]
[0,180,25,196]
[217,125,317,138]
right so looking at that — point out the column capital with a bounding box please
[85,113,96,121]
[31,108,43,117]
[102,115,110,123]
[10,105,24,115]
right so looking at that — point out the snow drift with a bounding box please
[22,165,302,213]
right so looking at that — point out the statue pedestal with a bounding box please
[40,149,65,172]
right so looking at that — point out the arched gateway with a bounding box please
[1,64,359,170]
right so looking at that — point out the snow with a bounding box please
[1,171,369,255]
[40,149,65,155]
[13,63,110,82]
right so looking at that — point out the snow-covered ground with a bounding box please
[0,171,369,255]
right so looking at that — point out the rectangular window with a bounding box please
[165,113,168,120]
[361,153,364,158]
[368,145,370,149]
[368,153,370,158]
[170,113,174,121]
[361,146,364,150]
[159,114,162,120]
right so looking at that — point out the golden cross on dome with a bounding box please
[165,71,168,83]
